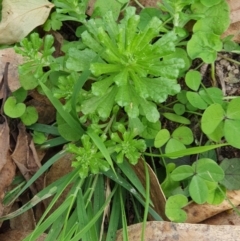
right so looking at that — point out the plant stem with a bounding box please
[134,0,145,9]
[218,53,240,65]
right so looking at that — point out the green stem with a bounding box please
[134,0,145,9]
[218,54,240,65]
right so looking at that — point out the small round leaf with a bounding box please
[4,96,26,118]
[185,70,201,91]
[20,106,38,126]
[154,129,170,148]
[172,126,194,145]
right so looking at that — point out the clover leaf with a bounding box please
[165,194,188,222]
[20,106,38,126]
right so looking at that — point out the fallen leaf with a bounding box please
[131,159,169,221]
[0,0,54,44]
[227,0,240,23]
[184,190,240,223]
[0,230,47,241]
[0,116,10,173]
[116,221,240,241]
[201,206,240,225]
[0,48,23,94]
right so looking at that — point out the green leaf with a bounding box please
[177,90,188,104]
[196,159,225,182]
[173,103,185,115]
[171,165,194,181]
[220,158,240,190]
[187,31,222,63]
[154,129,170,148]
[66,48,98,71]
[163,113,190,125]
[165,194,188,222]
[12,87,27,102]
[139,8,163,30]
[200,0,221,7]
[226,98,240,120]
[185,70,201,91]
[201,103,225,135]
[193,1,230,35]
[140,99,160,123]
[207,185,226,205]
[224,119,240,149]
[172,126,194,145]
[207,122,224,142]
[33,131,47,145]
[189,176,208,204]
[165,138,186,154]
[186,91,208,110]
[140,118,161,139]
[20,106,38,126]
[199,87,223,105]
[4,97,26,118]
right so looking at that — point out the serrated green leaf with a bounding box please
[220,158,240,190]
[172,126,194,145]
[186,91,208,110]
[171,165,194,181]
[163,113,190,125]
[189,176,208,204]
[165,194,188,222]
[4,97,26,118]
[201,103,225,135]
[154,129,170,148]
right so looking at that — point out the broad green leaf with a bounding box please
[165,194,188,222]
[207,122,224,142]
[196,162,225,182]
[20,106,38,126]
[200,0,221,7]
[187,31,222,63]
[129,118,145,135]
[189,176,208,204]
[193,1,230,35]
[224,119,240,149]
[140,99,159,123]
[163,113,190,125]
[173,103,185,115]
[154,129,170,148]
[201,103,225,135]
[185,70,201,91]
[172,126,194,145]
[165,138,186,154]
[226,98,240,120]
[4,96,26,118]
[220,158,240,190]
[199,87,223,105]
[186,91,208,110]
[171,165,194,181]
[139,8,163,30]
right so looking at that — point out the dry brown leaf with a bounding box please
[116,221,240,241]
[131,159,168,221]
[0,116,10,173]
[0,0,54,44]
[227,0,240,24]
[0,152,16,216]
[201,206,240,226]
[0,48,23,94]
[185,190,240,223]
[0,230,47,241]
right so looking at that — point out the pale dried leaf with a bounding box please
[201,206,240,225]
[116,221,240,241]
[0,0,54,44]
[227,0,240,23]
[132,159,168,221]
[185,190,240,223]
